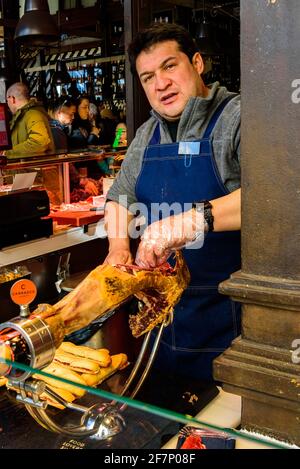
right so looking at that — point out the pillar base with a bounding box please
[214,272,300,446]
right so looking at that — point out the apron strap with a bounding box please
[149,122,161,145]
[149,94,237,145]
[202,94,237,139]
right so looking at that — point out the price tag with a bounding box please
[10,279,37,306]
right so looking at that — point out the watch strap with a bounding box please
[192,200,214,232]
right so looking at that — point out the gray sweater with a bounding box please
[108,82,240,209]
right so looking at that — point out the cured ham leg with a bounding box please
[32,252,190,347]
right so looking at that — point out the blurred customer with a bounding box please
[48,97,76,153]
[2,83,60,203]
[113,122,127,148]
[88,101,114,175]
[89,102,100,128]
[3,82,54,158]
[68,96,100,150]
[48,97,100,200]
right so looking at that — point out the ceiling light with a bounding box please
[0,57,8,81]
[14,0,59,47]
[52,60,71,86]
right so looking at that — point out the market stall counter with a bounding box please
[0,352,288,450]
[0,251,225,450]
[0,300,290,451]
[0,315,217,450]
[0,364,181,450]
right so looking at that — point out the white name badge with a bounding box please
[178,141,200,155]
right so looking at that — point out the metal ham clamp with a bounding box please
[0,252,190,439]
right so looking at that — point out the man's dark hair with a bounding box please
[128,23,199,75]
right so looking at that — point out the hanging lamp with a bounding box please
[14,0,59,47]
[51,60,71,86]
[196,19,211,40]
[0,57,8,81]
[195,0,219,55]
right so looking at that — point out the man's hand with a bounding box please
[135,189,241,268]
[136,209,205,268]
[104,201,133,266]
[104,248,133,266]
[90,126,100,138]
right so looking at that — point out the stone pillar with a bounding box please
[213,0,300,446]
[124,0,152,144]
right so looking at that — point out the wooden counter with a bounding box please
[0,219,107,267]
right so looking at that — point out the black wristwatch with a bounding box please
[192,200,214,232]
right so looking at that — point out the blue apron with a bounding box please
[135,96,241,381]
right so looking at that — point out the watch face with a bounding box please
[193,201,213,232]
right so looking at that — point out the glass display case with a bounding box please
[0,336,288,450]
[0,148,125,262]
[1,148,126,206]
[0,302,290,451]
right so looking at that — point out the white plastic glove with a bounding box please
[135,208,205,268]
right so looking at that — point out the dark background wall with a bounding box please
[0,0,240,141]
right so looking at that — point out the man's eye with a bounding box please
[143,75,153,83]
[165,63,175,70]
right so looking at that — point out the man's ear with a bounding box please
[192,52,205,75]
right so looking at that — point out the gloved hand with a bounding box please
[136,209,205,268]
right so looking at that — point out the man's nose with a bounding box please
[155,73,171,91]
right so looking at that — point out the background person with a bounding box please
[1,82,60,203]
[113,122,127,148]
[3,82,54,158]
[68,96,101,150]
[68,95,111,185]
[47,97,101,201]
[48,97,76,153]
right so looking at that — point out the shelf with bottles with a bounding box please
[110,20,124,56]
[67,58,126,103]
[111,59,125,100]
[202,55,240,93]
[152,10,173,24]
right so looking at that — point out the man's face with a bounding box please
[115,123,127,146]
[78,99,89,120]
[58,106,75,126]
[136,40,204,121]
